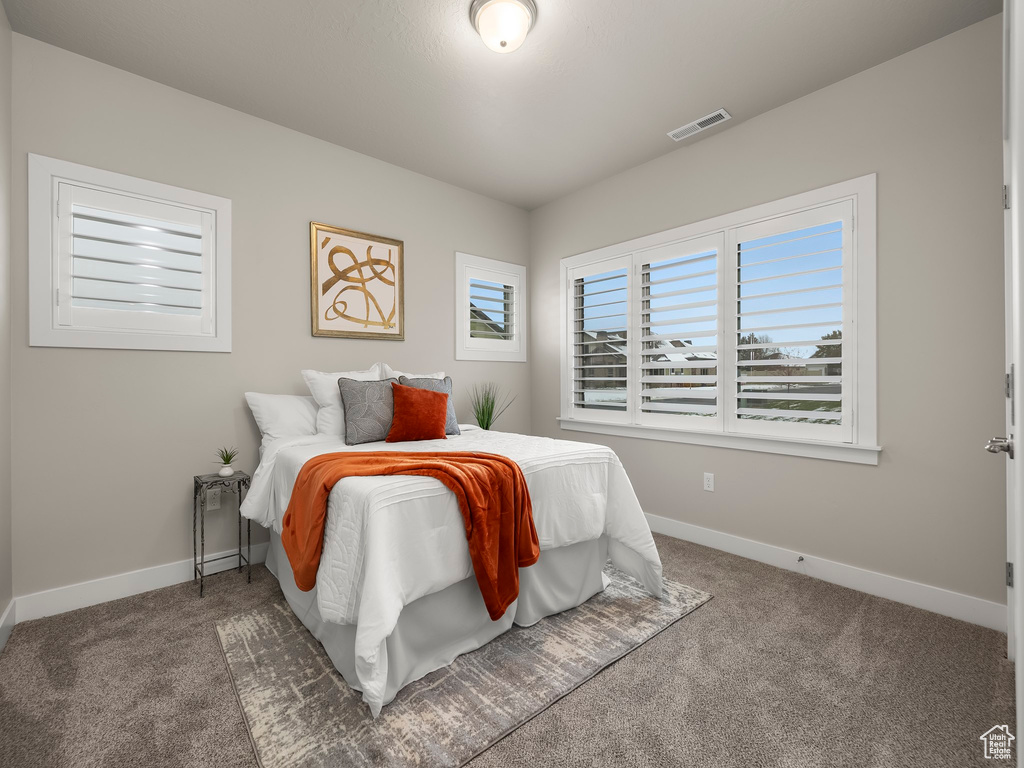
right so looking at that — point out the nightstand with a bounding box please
[192,471,252,597]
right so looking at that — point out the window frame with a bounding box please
[455,252,527,362]
[28,153,232,352]
[558,174,879,465]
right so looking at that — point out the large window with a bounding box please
[560,176,878,464]
[29,154,232,352]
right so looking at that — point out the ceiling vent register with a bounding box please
[668,108,732,141]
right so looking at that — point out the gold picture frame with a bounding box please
[310,222,405,340]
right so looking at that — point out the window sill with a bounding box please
[454,348,527,363]
[556,418,881,465]
[30,326,231,353]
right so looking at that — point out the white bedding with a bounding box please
[240,426,663,713]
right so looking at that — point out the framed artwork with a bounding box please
[310,222,404,340]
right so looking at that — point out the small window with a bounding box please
[455,252,527,362]
[29,154,232,352]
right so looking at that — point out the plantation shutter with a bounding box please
[559,177,874,457]
[730,200,854,442]
[56,182,215,336]
[468,278,514,341]
[455,253,526,361]
[637,233,724,428]
[570,258,631,419]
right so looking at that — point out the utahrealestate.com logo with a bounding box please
[980,725,1015,760]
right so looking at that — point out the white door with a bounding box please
[1002,0,1024,745]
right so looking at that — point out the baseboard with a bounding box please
[15,542,269,624]
[0,598,14,655]
[10,519,1004,632]
[646,513,1007,632]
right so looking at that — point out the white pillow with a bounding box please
[380,363,445,380]
[244,393,318,443]
[302,363,383,436]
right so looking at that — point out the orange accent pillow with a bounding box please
[386,382,449,442]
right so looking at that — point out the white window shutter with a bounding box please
[636,233,725,430]
[57,183,214,337]
[455,252,527,362]
[468,278,515,341]
[568,257,631,420]
[730,201,854,442]
[29,154,231,352]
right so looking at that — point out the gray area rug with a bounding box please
[217,570,710,768]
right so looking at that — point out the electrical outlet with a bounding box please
[703,472,714,492]
[206,487,222,511]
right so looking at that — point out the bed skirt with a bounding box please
[266,532,610,710]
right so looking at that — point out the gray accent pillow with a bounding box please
[399,376,461,435]
[337,378,399,445]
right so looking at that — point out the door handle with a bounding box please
[986,436,1014,458]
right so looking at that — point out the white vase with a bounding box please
[218,464,235,477]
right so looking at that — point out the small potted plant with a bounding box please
[216,447,239,477]
[470,383,516,430]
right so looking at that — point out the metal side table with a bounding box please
[192,471,252,597]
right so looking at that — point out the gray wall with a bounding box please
[0,6,11,612]
[4,17,1009,609]
[529,17,1007,603]
[9,35,531,596]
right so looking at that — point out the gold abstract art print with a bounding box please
[310,222,404,340]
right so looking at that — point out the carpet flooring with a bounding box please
[0,534,1015,767]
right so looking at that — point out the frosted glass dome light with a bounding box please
[471,0,537,54]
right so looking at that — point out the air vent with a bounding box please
[667,109,732,142]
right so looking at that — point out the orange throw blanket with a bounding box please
[281,451,540,621]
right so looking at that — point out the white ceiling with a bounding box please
[3,0,1000,209]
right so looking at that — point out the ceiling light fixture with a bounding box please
[470,0,537,54]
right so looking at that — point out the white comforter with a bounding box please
[241,426,663,712]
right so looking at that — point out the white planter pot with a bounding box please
[218,464,235,477]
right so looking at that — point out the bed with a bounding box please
[241,424,663,716]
